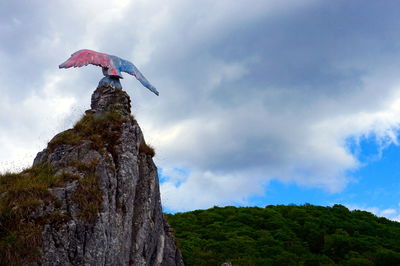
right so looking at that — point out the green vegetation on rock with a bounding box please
[167,205,400,265]
[49,112,155,157]
[0,160,101,265]
[0,164,63,264]
[49,112,127,152]
[70,159,102,222]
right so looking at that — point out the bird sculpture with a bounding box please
[59,49,159,95]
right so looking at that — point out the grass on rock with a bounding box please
[70,159,103,222]
[49,112,155,157]
[0,164,63,264]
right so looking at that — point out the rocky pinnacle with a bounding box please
[31,82,184,265]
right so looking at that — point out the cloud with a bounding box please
[346,204,400,222]
[1,0,400,211]
[0,74,76,173]
[160,168,265,212]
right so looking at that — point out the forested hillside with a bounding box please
[167,205,400,265]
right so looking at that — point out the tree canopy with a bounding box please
[166,204,400,265]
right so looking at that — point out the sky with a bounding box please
[1,0,400,221]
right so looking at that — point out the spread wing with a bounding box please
[59,49,111,69]
[117,57,160,96]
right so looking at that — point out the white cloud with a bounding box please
[346,204,400,222]
[161,170,265,212]
[380,208,397,216]
[0,75,76,173]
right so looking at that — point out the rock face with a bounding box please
[31,82,184,265]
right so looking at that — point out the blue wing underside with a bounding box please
[110,56,159,96]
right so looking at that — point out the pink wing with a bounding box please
[59,49,111,69]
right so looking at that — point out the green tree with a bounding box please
[166,205,400,266]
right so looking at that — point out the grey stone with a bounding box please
[31,84,184,266]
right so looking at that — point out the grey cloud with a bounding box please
[136,0,400,202]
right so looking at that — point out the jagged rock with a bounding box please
[29,83,184,265]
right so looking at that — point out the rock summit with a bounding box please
[0,82,183,266]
